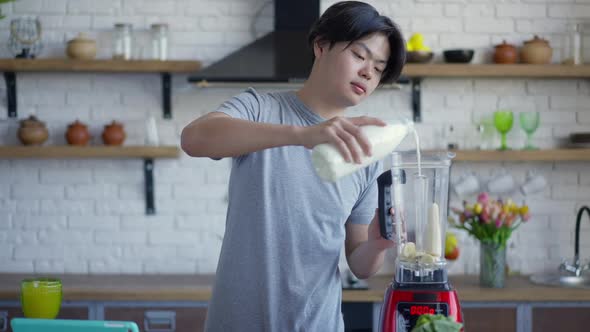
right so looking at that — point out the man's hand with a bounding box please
[296,116,386,164]
[345,207,396,279]
[368,208,396,251]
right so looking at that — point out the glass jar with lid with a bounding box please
[113,23,132,60]
[150,23,168,60]
[563,22,583,65]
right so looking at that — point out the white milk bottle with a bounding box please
[311,118,414,182]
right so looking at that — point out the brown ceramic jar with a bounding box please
[66,32,97,60]
[493,40,518,64]
[102,121,126,146]
[18,115,49,145]
[65,120,91,146]
[520,35,552,64]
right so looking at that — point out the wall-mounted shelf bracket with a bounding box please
[3,72,17,118]
[411,78,422,123]
[161,72,172,119]
[144,158,155,215]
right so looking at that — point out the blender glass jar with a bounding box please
[385,151,455,284]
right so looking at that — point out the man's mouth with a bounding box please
[351,82,366,95]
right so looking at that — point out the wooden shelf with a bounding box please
[0,145,181,215]
[0,59,202,119]
[0,58,201,73]
[446,149,590,162]
[0,145,180,159]
[402,64,590,78]
[399,64,590,122]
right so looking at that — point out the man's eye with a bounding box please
[353,52,364,60]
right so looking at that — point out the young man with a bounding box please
[181,1,406,331]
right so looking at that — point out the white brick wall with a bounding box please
[0,0,588,276]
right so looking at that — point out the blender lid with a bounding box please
[391,150,455,168]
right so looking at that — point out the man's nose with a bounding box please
[359,65,371,80]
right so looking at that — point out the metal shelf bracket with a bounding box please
[3,70,174,120]
[144,158,155,215]
[161,72,172,119]
[411,78,422,123]
[3,72,17,118]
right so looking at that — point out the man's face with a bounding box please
[315,33,390,107]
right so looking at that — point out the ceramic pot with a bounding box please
[520,35,552,64]
[493,40,518,64]
[66,33,97,60]
[18,115,49,145]
[102,121,126,146]
[65,120,91,146]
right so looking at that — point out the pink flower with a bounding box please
[480,210,490,224]
[477,192,490,205]
[459,214,466,223]
[495,217,503,228]
[490,205,500,220]
[505,215,516,227]
[522,212,531,222]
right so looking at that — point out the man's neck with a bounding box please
[296,79,346,120]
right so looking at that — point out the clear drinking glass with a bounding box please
[519,111,540,150]
[493,110,514,151]
[8,16,43,58]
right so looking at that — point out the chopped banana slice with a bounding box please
[401,242,416,260]
[419,253,438,264]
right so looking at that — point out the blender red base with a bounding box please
[380,286,463,332]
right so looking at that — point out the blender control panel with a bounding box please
[397,302,448,330]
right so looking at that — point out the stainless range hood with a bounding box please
[188,0,319,84]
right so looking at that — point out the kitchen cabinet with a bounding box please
[103,304,207,332]
[343,302,373,332]
[0,304,89,332]
[532,307,590,332]
[462,307,517,332]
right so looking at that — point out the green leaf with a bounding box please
[411,314,463,332]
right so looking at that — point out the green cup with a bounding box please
[20,278,62,319]
[493,110,514,150]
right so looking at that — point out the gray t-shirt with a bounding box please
[204,88,381,332]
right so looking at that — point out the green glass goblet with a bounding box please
[519,111,540,150]
[494,110,514,150]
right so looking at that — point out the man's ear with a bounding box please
[313,38,328,58]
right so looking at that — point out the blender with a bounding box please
[377,151,462,332]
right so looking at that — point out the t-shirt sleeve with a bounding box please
[347,161,383,225]
[212,87,263,122]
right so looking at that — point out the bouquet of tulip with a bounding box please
[448,192,531,249]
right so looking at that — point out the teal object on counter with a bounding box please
[11,318,140,332]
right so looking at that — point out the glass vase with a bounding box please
[479,242,506,288]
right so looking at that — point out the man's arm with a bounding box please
[181,112,301,159]
[345,209,395,279]
[180,112,387,161]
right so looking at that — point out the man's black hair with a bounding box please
[308,1,406,84]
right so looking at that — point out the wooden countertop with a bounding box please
[0,274,588,303]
